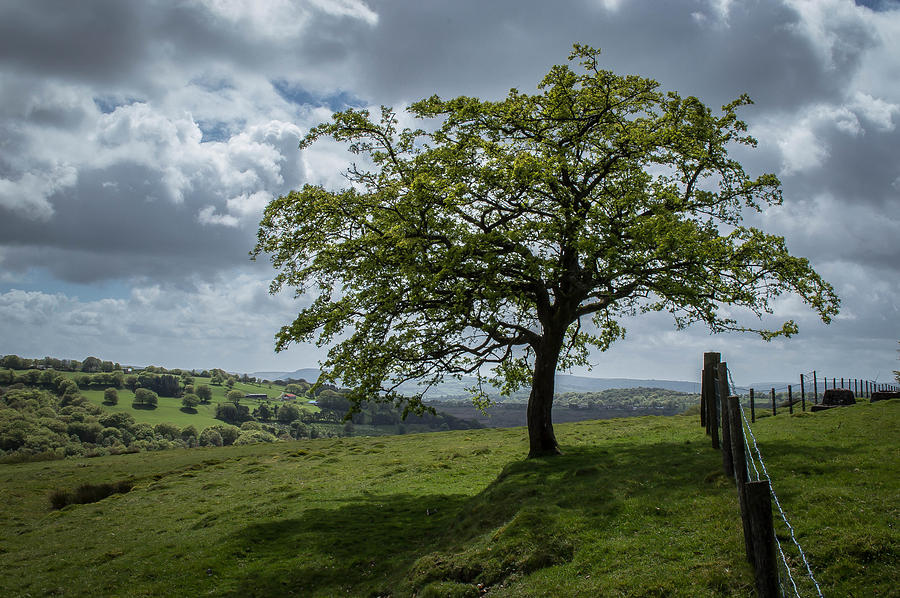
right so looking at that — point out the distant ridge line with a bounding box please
[252,368,703,396]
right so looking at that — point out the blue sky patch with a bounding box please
[271,80,367,111]
[2,268,133,302]
[854,0,900,10]
[198,120,239,143]
[92,96,143,114]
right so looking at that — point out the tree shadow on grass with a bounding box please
[218,492,471,597]
[215,438,739,597]
[216,427,891,597]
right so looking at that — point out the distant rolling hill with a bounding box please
[253,368,323,384]
[253,368,701,398]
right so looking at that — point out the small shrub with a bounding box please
[198,428,223,447]
[233,430,277,445]
[103,387,119,405]
[154,422,180,441]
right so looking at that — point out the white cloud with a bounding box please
[309,0,378,25]
[0,273,318,371]
[755,92,898,175]
[595,0,624,10]
[784,0,874,72]
[692,0,734,28]
[4,91,304,225]
[197,205,239,227]
[195,0,377,37]
[0,166,77,220]
[195,0,315,37]
[772,116,832,174]
[226,191,272,219]
[850,91,899,130]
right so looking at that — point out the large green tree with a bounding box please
[133,388,158,409]
[254,46,839,457]
[195,384,213,403]
[81,356,102,373]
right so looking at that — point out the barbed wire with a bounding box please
[727,369,890,398]
[777,534,802,598]
[737,389,761,482]
[720,364,900,595]
[736,397,825,598]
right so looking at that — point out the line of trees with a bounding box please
[0,384,328,463]
[0,353,265,384]
[0,367,219,403]
[554,387,699,411]
[0,386,251,462]
[0,354,121,373]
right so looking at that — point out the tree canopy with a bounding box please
[254,45,839,457]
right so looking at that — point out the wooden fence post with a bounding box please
[710,366,720,449]
[726,396,753,564]
[813,371,818,404]
[800,374,806,412]
[750,388,755,423]
[771,388,776,417]
[700,370,706,428]
[703,354,721,450]
[788,385,793,415]
[745,481,780,598]
[718,363,733,478]
[702,353,720,438]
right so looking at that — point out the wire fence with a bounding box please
[723,369,898,423]
[694,352,890,597]
[728,370,824,598]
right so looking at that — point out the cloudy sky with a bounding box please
[1,0,898,386]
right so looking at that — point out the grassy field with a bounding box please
[1,400,896,597]
[59,374,318,430]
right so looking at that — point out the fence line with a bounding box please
[733,372,899,403]
[721,369,899,424]
[702,352,843,597]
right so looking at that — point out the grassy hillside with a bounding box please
[1,400,896,597]
[56,373,315,430]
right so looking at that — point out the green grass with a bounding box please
[66,375,318,429]
[1,400,896,597]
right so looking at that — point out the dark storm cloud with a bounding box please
[0,0,367,95]
[777,120,900,211]
[0,163,256,283]
[343,0,871,112]
[0,0,151,84]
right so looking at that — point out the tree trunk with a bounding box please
[527,335,563,458]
